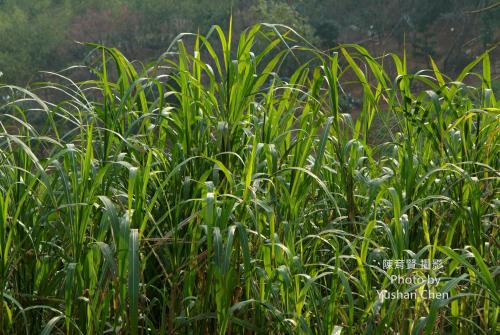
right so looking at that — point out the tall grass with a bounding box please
[0,23,498,334]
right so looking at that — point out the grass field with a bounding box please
[0,23,498,334]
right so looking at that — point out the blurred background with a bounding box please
[0,0,498,86]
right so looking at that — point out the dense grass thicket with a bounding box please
[0,24,498,334]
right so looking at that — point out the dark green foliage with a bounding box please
[0,0,498,85]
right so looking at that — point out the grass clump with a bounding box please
[0,23,498,334]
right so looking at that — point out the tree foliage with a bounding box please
[0,0,498,84]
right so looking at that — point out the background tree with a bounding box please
[0,0,498,85]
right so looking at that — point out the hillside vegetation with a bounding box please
[0,0,498,85]
[0,24,498,334]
